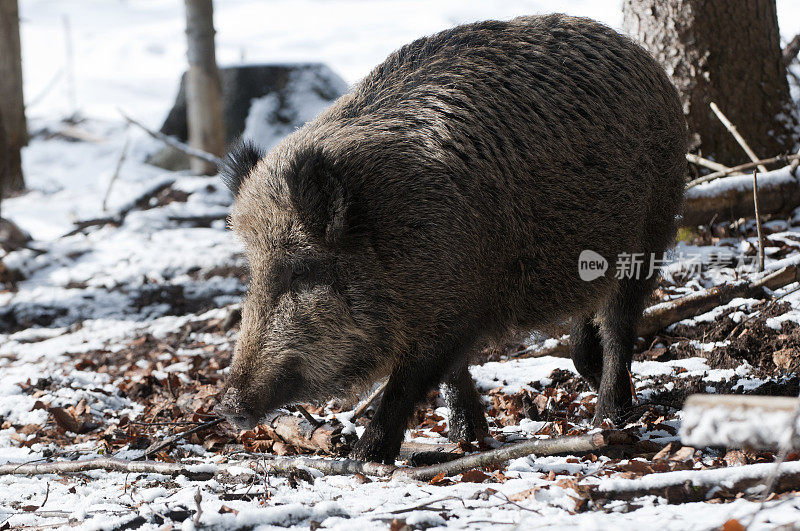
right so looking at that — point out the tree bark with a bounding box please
[184,0,225,175]
[0,108,7,218]
[0,0,27,192]
[622,0,799,167]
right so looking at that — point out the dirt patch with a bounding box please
[661,301,800,372]
[131,284,223,317]
[137,184,190,211]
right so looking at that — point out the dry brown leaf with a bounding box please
[428,472,453,487]
[389,518,412,531]
[508,487,540,501]
[721,519,746,531]
[724,449,747,467]
[670,446,696,461]
[48,406,82,433]
[460,469,489,483]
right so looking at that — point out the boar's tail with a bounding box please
[220,140,265,196]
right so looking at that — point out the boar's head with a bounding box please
[216,141,396,429]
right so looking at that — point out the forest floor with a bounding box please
[3,117,800,530]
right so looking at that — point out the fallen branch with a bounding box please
[64,179,175,237]
[0,430,631,482]
[709,102,767,172]
[591,460,800,504]
[259,430,632,481]
[167,213,227,227]
[638,262,800,337]
[0,457,216,479]
[685,153,800,188]
[119,108,222,167]
[682,165,800,227]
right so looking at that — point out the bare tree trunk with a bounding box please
[0,0,27,192]
[184,0,225,175]
[0,108,7,218]
[623,0,799,167]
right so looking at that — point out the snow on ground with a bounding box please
[3,1,800,529]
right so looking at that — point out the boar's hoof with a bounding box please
[446,409,488,443]
[592,399,632,428]
[349,428,402,464]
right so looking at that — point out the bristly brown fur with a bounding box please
[218,13,687,463]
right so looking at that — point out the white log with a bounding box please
[680,394,800,450]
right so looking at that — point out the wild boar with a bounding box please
[217,13,686,463]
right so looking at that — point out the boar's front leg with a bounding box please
[440,362,488,443]
[350,357,452,464]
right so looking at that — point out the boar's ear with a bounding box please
[286,147,359,244]
[220,140,265,197]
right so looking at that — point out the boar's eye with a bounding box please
[283,262,311,292]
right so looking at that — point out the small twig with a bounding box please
[753,170,765,272]
[686,153,729,172]
[686,153,800,188]
[193,489,203,527]
[118,108,222,166]
[351,380,388,421]
[709,102,767,172]
[140,417,223,459]
[39,482,50,509]
[388,496,464,514]
[102,133,131,212]
[293,405,322,428]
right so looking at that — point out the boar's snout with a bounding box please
[217,387,260,430]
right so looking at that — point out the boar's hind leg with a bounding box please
[594,276,653,426]
[569,317,603,390]
[350,358,452,464]
[441,362,488,443]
